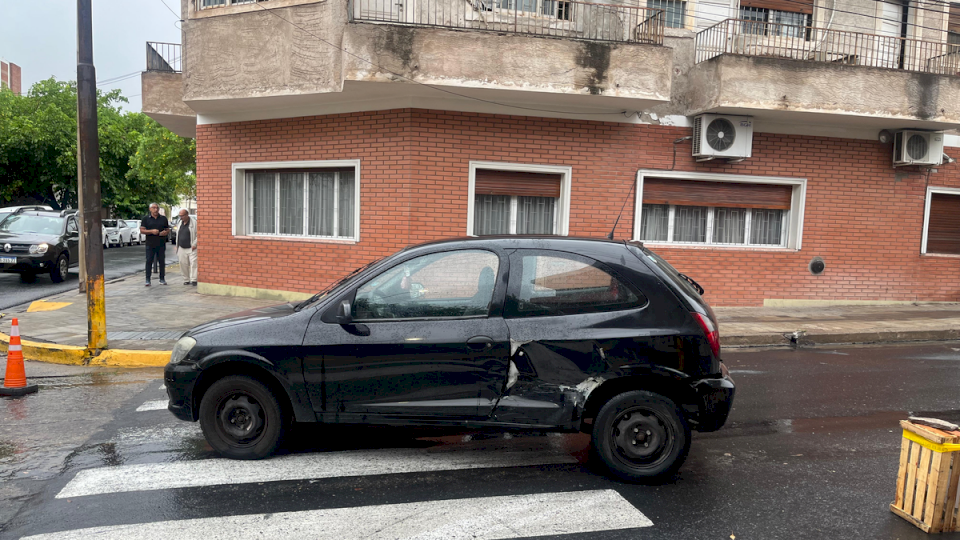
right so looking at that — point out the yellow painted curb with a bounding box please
[0,332,169,368]
[0,332,88,365]
[26,300,73,313]
[89,349,171,368]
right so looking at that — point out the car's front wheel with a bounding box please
[592,390,690,483]
[199,375,286,460]
[50,254,68,283]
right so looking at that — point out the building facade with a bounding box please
[143,0,960,306]
[0,59,21,95]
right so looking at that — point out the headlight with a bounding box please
[29,244,49,254]
[169,336,197,365]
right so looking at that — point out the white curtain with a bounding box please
[751,209,783,245]
[517,196,555,234]
[251,172,275,234]
[674,205,707,242]
[278,173,304,235]
[338,172,356,238]
[714,207,746,244]
[639,204,669,241]
[308,172,336,236]
[474,195,510,235]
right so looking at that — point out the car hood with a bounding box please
[186,302,300,337]
[0,231,60,245]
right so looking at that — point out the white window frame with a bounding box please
[467,161,572,237]
[232,160,361,243]
[633,170,807,250]
[920,186,960,255]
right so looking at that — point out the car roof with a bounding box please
[401,236,628,256]
[14,211,65,219]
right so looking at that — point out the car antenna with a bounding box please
[606,180,637,240]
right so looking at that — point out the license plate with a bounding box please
[0,256,16,264]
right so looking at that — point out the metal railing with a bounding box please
[696,19,960,76]
[146,42,182,73]
[350,0,664,44]
[199,0,270,10]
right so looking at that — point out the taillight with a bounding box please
[692,312,721,358]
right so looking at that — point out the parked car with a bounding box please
[164,237,735,482]
[0,205,54,226]
[0,209,80,283]
[126,219,146,244]
[102,219,134,248]
[168,215,180,244]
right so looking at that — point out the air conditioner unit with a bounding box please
[692,114,754,162]
[893,130,944,166]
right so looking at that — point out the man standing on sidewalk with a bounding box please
[140,203,169,286]
[176,210,198,286]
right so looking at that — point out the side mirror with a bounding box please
[69,230,79,238]
[336,300,353,325]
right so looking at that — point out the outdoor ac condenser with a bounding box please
[692,114,754,162]
[893,130,944,167]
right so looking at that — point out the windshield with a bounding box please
[0,215,64,235]
[0,212,10,225]
[294,260,380,311]
[103,220,119,228]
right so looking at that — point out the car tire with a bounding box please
[50,253,68,283]
[199,375,286,460]
[592,390,690,483]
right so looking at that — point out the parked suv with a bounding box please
[0,210,80,283]
[164,237,735,481]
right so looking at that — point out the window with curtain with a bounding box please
[638,178,792,247]
[739,0,813,40]
[473,170,562,236]
[949,3,960,51]
[247,169,357,240]
[648,0,685,28]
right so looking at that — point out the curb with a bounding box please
[723,328,960,349]
[0,333,169,368]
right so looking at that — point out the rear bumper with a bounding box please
[164,362,201,421]
[690,366,735,432]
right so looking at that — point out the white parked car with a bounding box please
[126,220,146,245]
[102,219,136,247]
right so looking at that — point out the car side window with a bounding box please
[508,252,645,317]
[353,250,500,321]
[67,219,78,234]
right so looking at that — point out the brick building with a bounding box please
[143,0,960,306]
[0,59,21,95]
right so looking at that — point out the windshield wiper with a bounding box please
[677,273,705,295]
[294,263,371,312]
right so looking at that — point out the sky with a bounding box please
[0,0,183,112]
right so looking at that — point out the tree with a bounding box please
[0,78,195,216]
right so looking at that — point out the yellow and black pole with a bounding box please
[76,0,107,352]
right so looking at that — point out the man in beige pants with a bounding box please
[175,210,198,286]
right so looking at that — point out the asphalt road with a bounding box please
[3,343,960,539]
[0,243,177,311]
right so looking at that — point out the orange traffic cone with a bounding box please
[1,318,38,396]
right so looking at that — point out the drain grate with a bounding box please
[107,331,184,341]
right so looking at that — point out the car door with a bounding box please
[304,248,510,419]
[493,249,653,427]
[65,217,80,262]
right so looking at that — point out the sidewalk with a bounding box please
[3,263,960,366]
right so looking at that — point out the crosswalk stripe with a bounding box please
[134,399,168,412]
[29,489,651,540]
[56,446,579,499]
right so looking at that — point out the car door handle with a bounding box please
[466,335,494,349]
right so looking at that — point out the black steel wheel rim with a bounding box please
[610,407,673,467]
[217,393,265,445]
[58,257,68,279]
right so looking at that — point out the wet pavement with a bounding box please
[3,343,960,539]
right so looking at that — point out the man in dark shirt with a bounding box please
[140,203,170,286]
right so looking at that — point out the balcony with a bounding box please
[687,19,960,132]
[141,42,196,137]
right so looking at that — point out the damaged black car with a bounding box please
[164,237,735,481]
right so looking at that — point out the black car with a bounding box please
[0,210,80,283]
[164,237,735,481]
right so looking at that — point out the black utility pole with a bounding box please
[77,0,107,351]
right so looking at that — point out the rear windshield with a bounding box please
[627,244,708,313]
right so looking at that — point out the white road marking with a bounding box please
[135,400,168,412]
[57,446,579,499]
[31,490,651,539]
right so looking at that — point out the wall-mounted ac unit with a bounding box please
[692,114,754,162]
[893,130,944,166]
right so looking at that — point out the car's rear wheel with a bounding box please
[592,390,690,483]
[50,254,68,283]
[199,375,286,460]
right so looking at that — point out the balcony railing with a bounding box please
[696,19,960,76]
[146,42,182,73]
[350,0,664,44]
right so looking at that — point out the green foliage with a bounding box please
[0,78,195,218]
